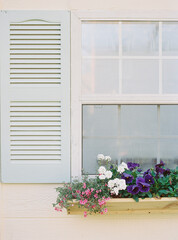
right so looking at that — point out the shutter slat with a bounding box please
[10,141,61,145]
[10,112,60,116]
[11,145,61,150]
[10,64,60,68]
[11,135,61,140]
[11,155,61,160]
[10,49,61,54]
[10,25,61,30]
[11,69,61,73]
[10,122,60,126]
[11,106,60,111]
[10,101,61,106]
[10,59,61,63]
[10,40,61,44]
[11,45,61,49]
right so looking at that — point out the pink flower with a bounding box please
[99,189,102,192]
[85,189,91,196]
[104,208,108,213]
[100,211,104,215]
[84,211,87,217]
[91,188,94,192]
[76,190,81,194]
[94,194,98,199]
[55,207,62,212]
[96,190,99,193]
[80,199,88,205]
[83,183,86,189]
[98,199,106,206]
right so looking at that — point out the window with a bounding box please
[70,17,178,176]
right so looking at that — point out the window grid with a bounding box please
[82,21,178,97]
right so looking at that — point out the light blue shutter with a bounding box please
[0,11,70,183]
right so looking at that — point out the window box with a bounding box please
[67,197,178,215]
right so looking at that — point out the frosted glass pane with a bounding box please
[82,23,119,56]
[120,139,157,170]
[162,60,178,93]
[82,59,119,94]
[121,105,157,136]
[160,105,178,135]
[122,60,159,94]
[162,22,178,56]
[83,138,120,174]
[83,105,119,137]
[160,139,178,169]
[122,22,159,56]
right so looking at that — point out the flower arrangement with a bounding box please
[53,154,178,217]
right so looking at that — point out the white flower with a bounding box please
[113,178,120,185]
[118,179,127,190]
[98,166,106,175]
[105,170,112,179]
[117,165,125,174]
[113,187,119,195]
[104,156,111,162]
[97,154,105,161]
[121,162,128,170]
[99,174,106,180]
[117,162,128,173]
[108,180,115,188]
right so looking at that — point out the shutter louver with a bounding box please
[10,101,62,161]
[0,11,70,183]
[10,22,62,85]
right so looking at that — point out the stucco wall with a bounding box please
[0,1,178,240]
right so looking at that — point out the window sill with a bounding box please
[67,197,178,215]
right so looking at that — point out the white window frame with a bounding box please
[71,10,178,178]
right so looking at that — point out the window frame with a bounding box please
[71,10,178,178]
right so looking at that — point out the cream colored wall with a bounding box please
[1,0,178,10]
[0,1,178,240]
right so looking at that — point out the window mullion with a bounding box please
[119,21,122,95]
[157,105,161,164]
[159,22,163,95]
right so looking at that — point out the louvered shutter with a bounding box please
[0,11,70,183]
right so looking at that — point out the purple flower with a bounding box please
[137,168,142,172]
[110,165,113,169]
[136,177,145,185]
[156,166,165,174]
[144,169,151,176]
[144,174,155,185]
[127,185,140,195]
[122,173,134,184]
[155,160,165,168]
[137,182,150,192]
[127,162,140,171]
[163,168,171,176]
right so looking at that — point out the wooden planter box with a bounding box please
[67,197,178,215]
